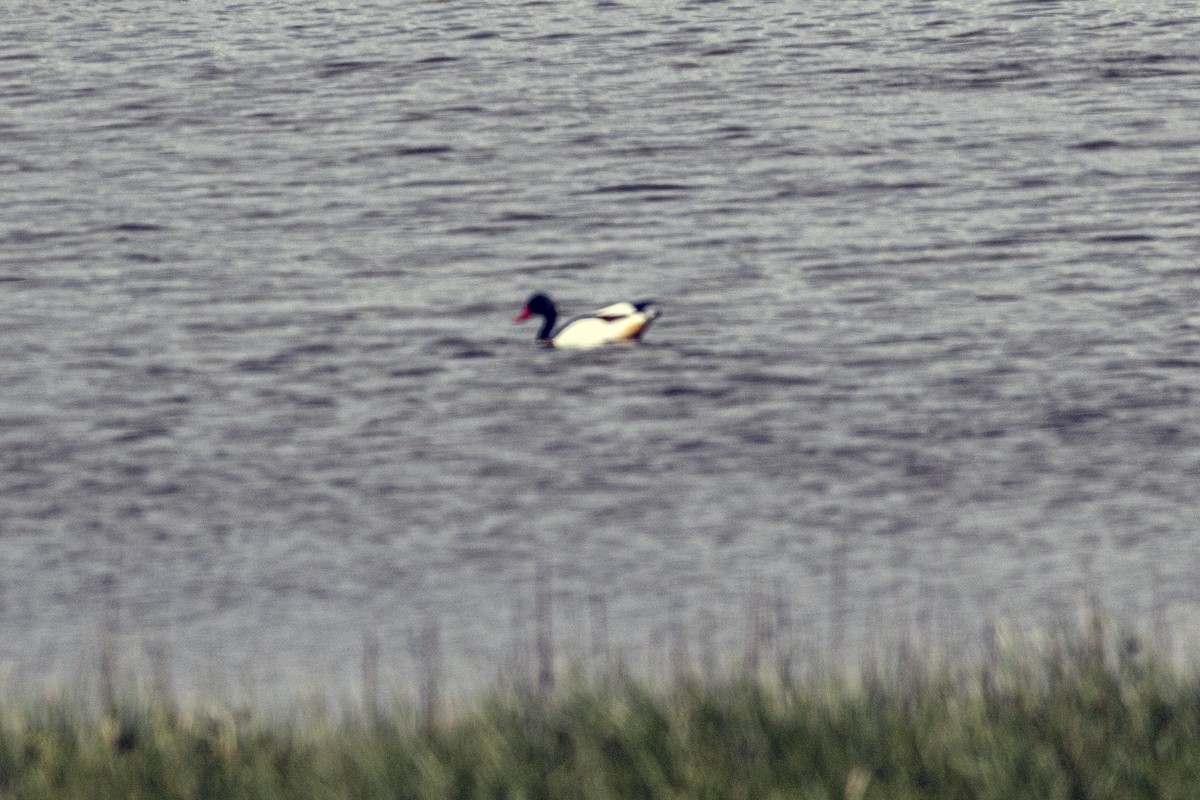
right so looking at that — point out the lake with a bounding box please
[3,0,1200,695]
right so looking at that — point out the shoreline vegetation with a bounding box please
[3,607,1200,798]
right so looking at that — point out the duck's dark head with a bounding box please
[513,293,557,339]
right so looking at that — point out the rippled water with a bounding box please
[3,1,1200,692]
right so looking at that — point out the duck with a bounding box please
[513,292,660,349]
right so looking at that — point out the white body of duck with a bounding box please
[514,293,659,349]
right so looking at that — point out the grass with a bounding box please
[4,613,1200,799]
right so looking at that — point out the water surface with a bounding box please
[3,1,1200,692]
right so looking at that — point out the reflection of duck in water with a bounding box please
[513,293,660,349]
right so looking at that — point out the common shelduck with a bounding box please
[513,292,659,349]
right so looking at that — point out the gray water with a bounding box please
[4,1,1200,694]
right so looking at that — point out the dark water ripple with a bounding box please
[3,1,1200,692]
